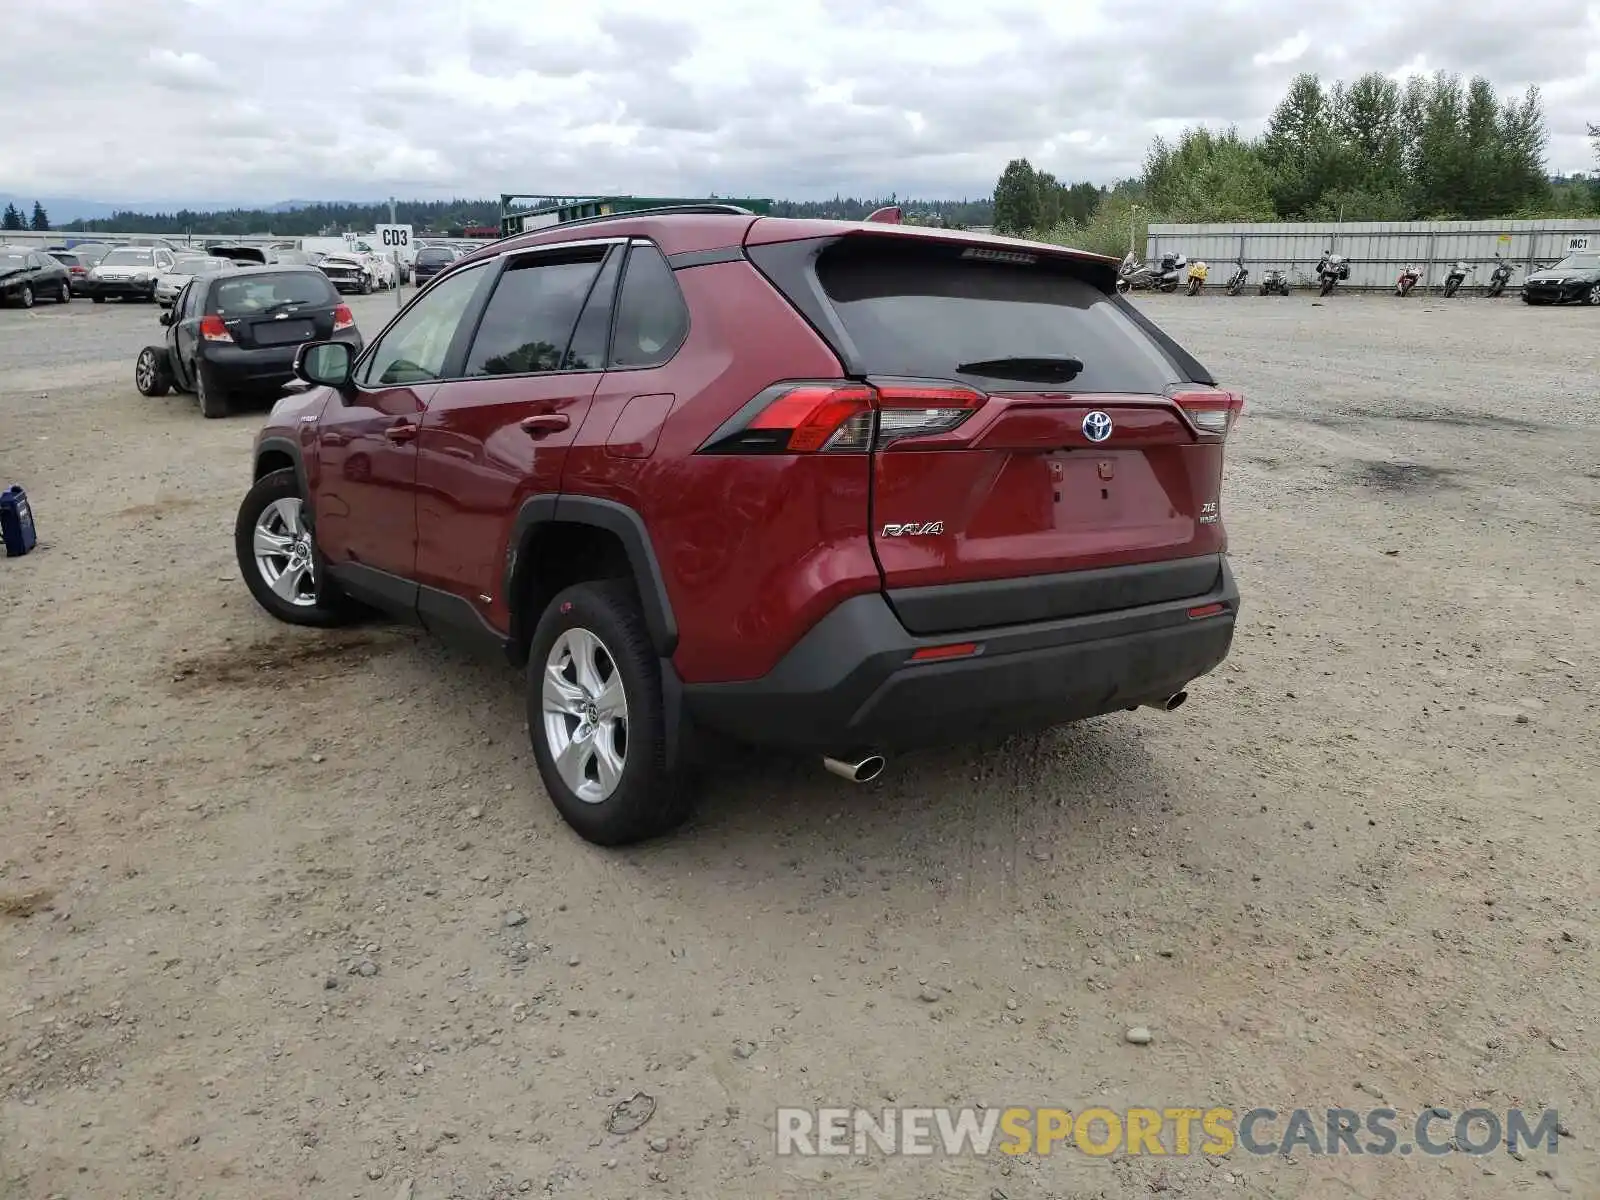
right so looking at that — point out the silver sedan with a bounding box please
[155,256,233,306]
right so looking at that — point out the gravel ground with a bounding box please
[2,289,1597,1200]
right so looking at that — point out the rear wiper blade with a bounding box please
[955,355,1084,383]
[260,300,305,314]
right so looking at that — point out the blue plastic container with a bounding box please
[1,485,38,557]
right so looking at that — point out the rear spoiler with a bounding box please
[865,206,903,224]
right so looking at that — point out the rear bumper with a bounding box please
[683,557,1239,752]
[202,329,363,388]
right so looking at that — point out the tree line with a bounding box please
[44,195,1000,238]
[993,70,1600,259]
[2,202,50,231]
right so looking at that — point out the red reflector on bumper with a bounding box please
[1187,603,1226,619]
[910,642,980,662]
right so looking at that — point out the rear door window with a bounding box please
[813,242,1184,394]
[609,244,689,368]
[462,249,606,377]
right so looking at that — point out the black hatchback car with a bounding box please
[134,266,362,417]
[1,246,73,307]
[1521,253,1600,305]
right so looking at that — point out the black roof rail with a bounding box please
[502,203,758,240]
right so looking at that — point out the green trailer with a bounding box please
[499,194,773,238]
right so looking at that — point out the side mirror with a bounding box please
[295,340,354,389]
[158,311,173,326]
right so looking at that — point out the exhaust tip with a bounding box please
[823,754,887,784]
[1140,691,1189,713]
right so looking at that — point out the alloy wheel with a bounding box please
[542,627,629,804]
[136,349,157,393]
[1589,284,1600,306]
[252,497,318,608]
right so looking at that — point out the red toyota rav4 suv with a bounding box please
[234,206,1241,845]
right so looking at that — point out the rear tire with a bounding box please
[234,468,360,627]
[196,364,229,418]
[56,280,71,303]
[135,346,173,396]
[92,294,106,304]
[526,580,690,846]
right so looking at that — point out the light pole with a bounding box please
[1128,204,1141,257]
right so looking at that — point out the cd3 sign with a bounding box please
[376,224,413,250]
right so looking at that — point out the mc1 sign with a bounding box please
[376,224,413,249]
[1566,235,1591,252]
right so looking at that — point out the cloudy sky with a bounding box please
[2,0,1597,207]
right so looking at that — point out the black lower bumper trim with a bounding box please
[683,559,1238,752]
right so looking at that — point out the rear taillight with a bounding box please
[1169,387,1244,440]
[332,304,355,331]
[199,314,233,342]
[699,379,987,455]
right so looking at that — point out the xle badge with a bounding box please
[1199,501,1219,525]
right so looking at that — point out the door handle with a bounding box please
[520,412,571,438]
[384,420,419,444]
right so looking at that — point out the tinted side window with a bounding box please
[463,251,605,377]
[358,263,487,388]
[562,249,621,371]
[813,243,1184,394]
[609,245,689,368]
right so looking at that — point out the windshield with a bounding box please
[416,248,454,264]
[173,257,225,274]
[1552,255,1600,271]
[1,251,28,269]
[213,271,337,313]
[102,248,155,265]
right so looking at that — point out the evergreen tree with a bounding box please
[992,159,1041,235]
[30,201,49,231]
[1,203,23,231]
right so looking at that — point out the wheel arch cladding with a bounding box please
[505,495,679,661]
[253,437,311,513]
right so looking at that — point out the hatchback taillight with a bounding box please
[698,379,988,455]
[332,304,355,331]
[199,314,233,342]
[1168,386,1244,440]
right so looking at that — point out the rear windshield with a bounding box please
[416,248,455,264]
[50,252,81,266]
[1,251,28,268]
[814,243,1184,394]
[212,272,337,313]
[102,248,155,265]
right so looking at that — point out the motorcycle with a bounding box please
[1258,268,1290,297]
[1117,250,1184,294]
[1442,260,1474,297]
[1224,259,1249,296]
[1316,251,1349,297]
[1395,264,1421,297]
[1185,260,1209,296]
[1486,255,1512,298]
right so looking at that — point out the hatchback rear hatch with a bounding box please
[746,228,1240,634]
[209,270,350,348]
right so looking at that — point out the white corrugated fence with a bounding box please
[1146,219,1600,293]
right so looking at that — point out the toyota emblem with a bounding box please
[1082,411,1114,443]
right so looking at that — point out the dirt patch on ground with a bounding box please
[1349,459,1463,493]
[167,629,416,691]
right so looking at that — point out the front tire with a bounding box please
[17,284,33,309]
[1585,283,1600,307]
[1186,278,1201,296]
[1488,280,1505,298]
[56,280,71,303]
[234,469,359,627]
[1444,278,1461,298]
[527,580,689,846]
[92,294,106,304]
[1226,277,1243,297]
[135,346,172,396]
[1319,276,1335,297]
